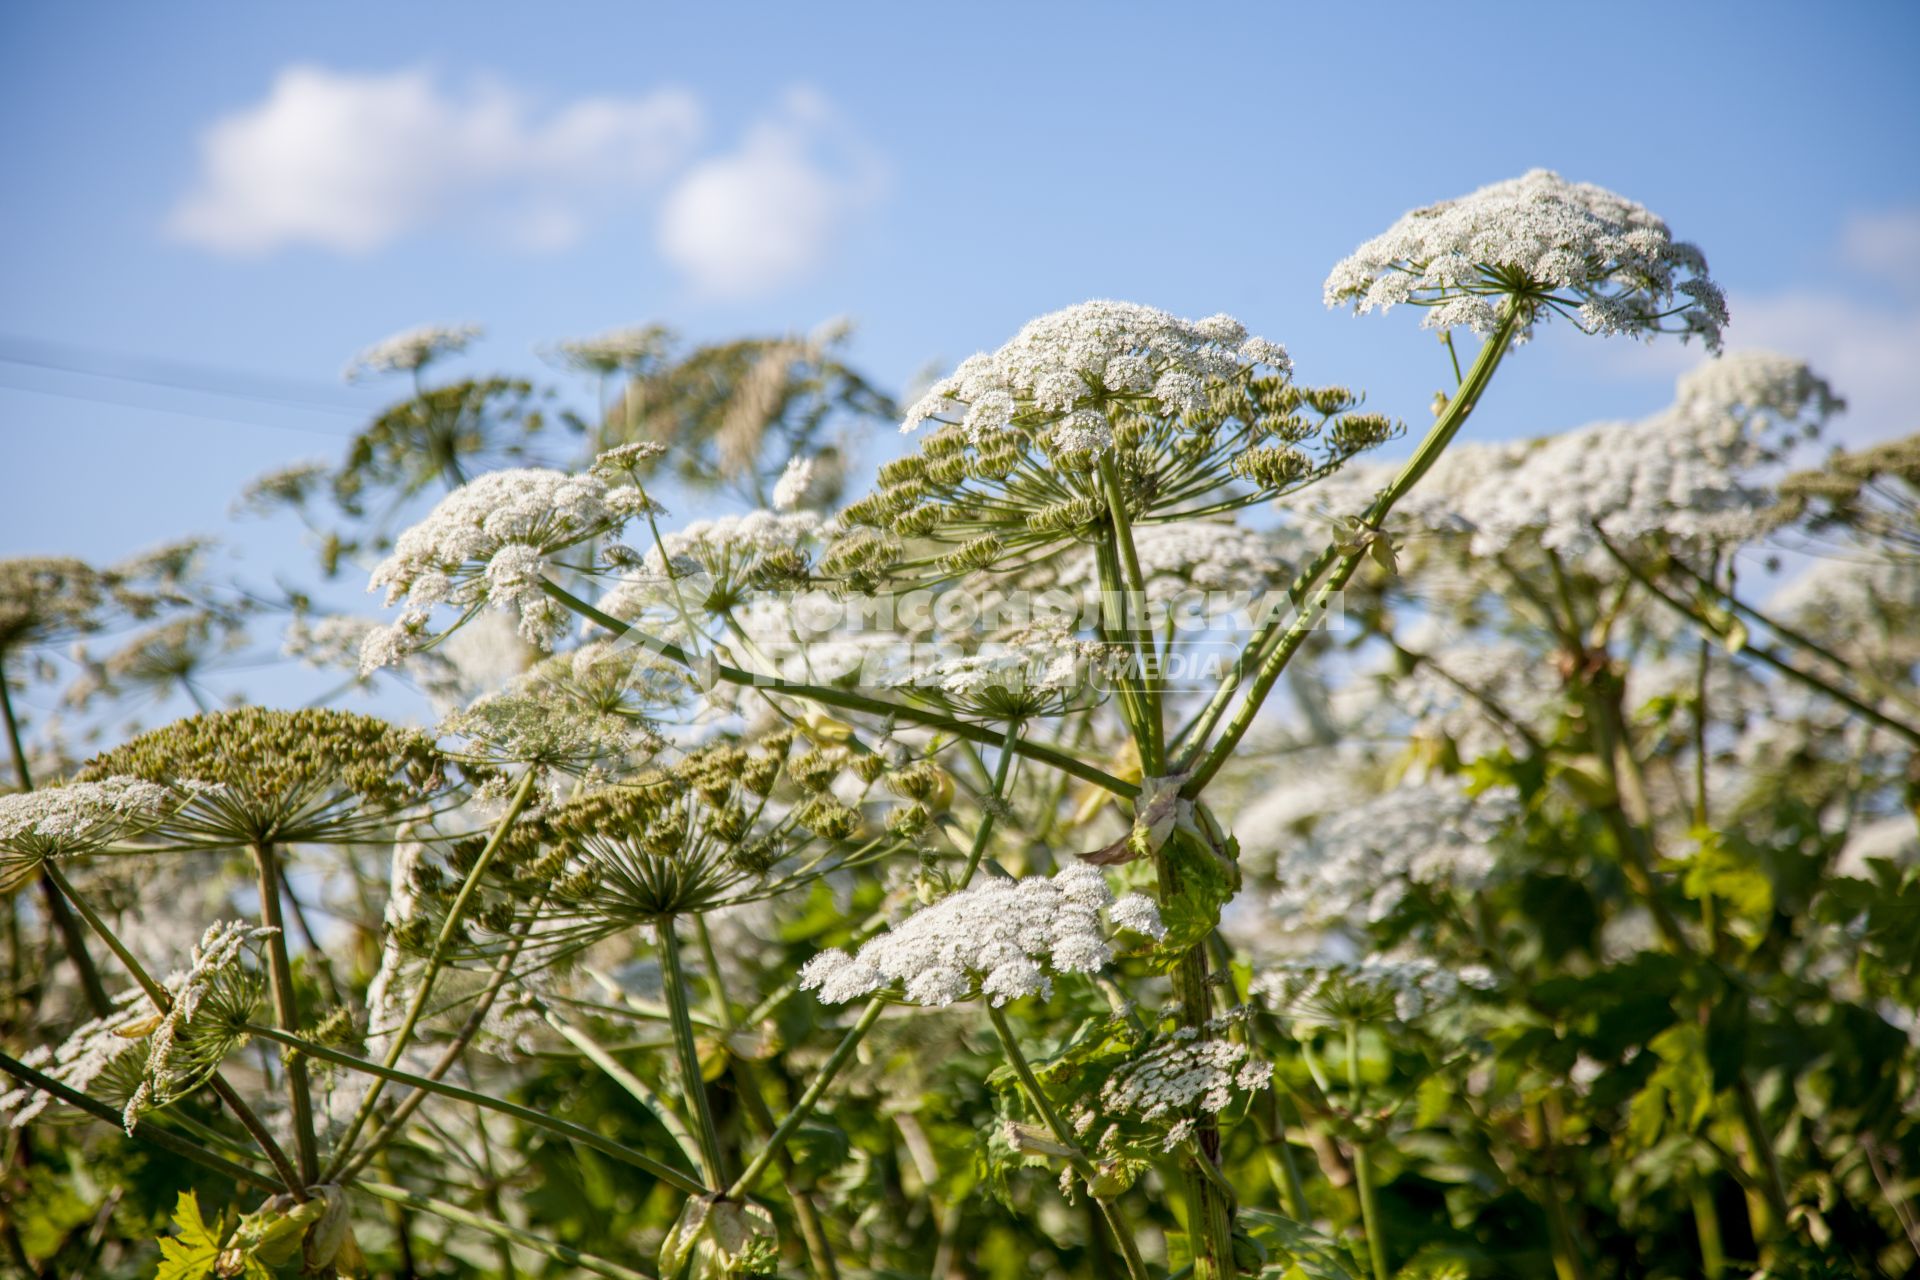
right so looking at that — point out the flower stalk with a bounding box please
[250,839,319,1184]
[987,1004,1149,1280]
[326,766,540,1175]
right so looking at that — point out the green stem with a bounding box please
[1099,453,1165,770]
[357,1182,656,1280]
[728,997,885,1199]
[1664,550,1920,715]
[544,1009,706,1176]
[42,860,304,1195]
[1564,606,1797,1242]
[1182,303,1521,795]
[695,915,737,1031]
[250,840,318,1184]
[1595,531,1920,746]
[1261,1088,1311,1223]
[0,1050,279,1192]
[659,918,727,1186]
[987,1005,1150,1280]
[1529,1101,1594,1280]
[1734,1075,1793,1235]
[959,719,1020,888]
[1347,1022,1390,1280]
[250,1023,706,1195]
[331,914,540,1184]
[702,931,841,1280]
[327,767,539,1174]
[540,579,1137,798]
[1691,1182,1726,1280]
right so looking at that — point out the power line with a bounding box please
[0,372,361,440]
[0,333,369,417]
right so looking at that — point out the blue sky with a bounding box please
[3,0,1918,584]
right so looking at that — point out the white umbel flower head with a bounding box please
[1,993,149,1128]
[1325,170,1727,351]
[902,301,1291,441]
[1254,953,1496,1026]
[1260,781,1519,930]
[3,921,272,1133]
[344,323,482,381]
[0,777,192,887]
[1459,352,1839,558]
[1291,354,1841,563]
[799,864,1164,1007]
[128,921,272,1131]
[362,467,654,671]
[1099,1025,1273,1123]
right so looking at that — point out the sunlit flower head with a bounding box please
[831,302,1392,589]
[362,467,658,670]
[0,777,190,889]
[800,864,1163,1008]
[1325,169,1727,350]
[901,301,1291,439]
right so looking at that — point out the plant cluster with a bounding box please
[2,170,1917,1280]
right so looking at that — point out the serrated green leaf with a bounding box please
[155,1191,222,1280]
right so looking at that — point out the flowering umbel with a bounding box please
[1324,169,1728,350]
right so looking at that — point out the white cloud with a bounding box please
[168,66,705,254]
[656,87,885,299]
[1841,209,1920,294]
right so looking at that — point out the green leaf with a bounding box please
[1626,1023,1714,1148]
[1241,1208,1363,1279]
[155,1191,222,1280]
[1681,832,1773,931]
[1151,824,1240,964]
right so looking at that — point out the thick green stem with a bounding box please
[1089,453,1234,1278]
[1181,305,1521,795]
[659,918,727,1186]
[986,1005,1149,1280]
[327,767,539,1174]
[1568,614,1797,1242]
[1692,1182,1726,1280]
[540,579,1137,798]
[250,840,318,1184]
[1734,1076,1793,1234]
[1099,454,1165,770]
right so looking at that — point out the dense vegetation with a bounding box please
[3,171,1917,1279]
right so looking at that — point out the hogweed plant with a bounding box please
[3,170,1918,1280]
